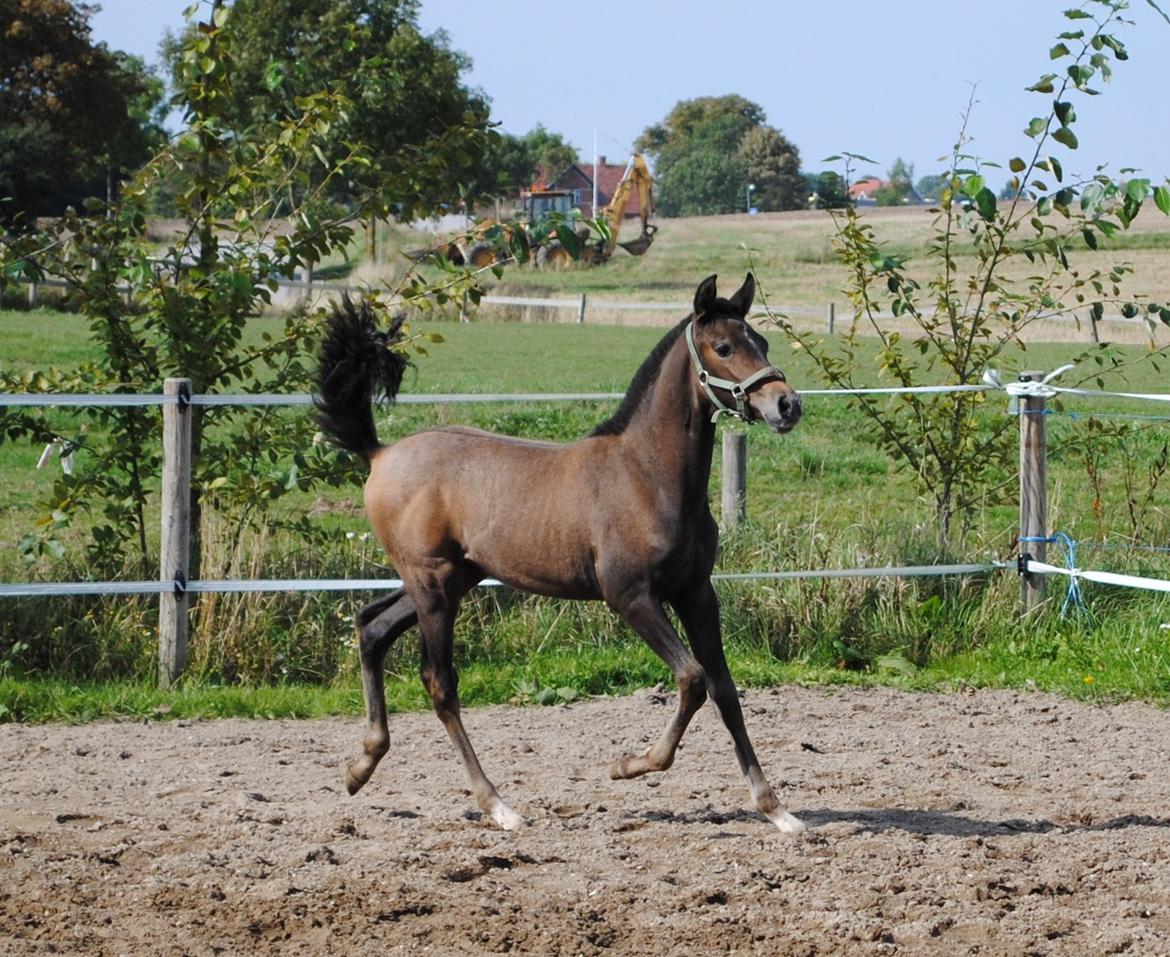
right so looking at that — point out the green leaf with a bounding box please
[1082,227,1098,250]
[1009,157,1026,173]
[1025,117,1047,139]
[975,188,998,222]
[1028,74,1057,93]
[1050,42,1070,59]
[1126,178,1150,203]
[1154,185,1170,215]
[1049,156,1063,183]
[1053,101,1076,127]
[1052,126,1079,149]
[553,224,581,260]
[1064,8,1091,19]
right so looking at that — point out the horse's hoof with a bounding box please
[609,754,637,780]
[765,808,806,834]
[345,760,370,796]
[490,800,524,831]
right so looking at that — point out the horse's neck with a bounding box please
[622,338,715,499]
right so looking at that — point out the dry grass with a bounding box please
[345,204,1170,344]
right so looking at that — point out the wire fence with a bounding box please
[2,366,1169,683]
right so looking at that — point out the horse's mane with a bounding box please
[590,318,689,437]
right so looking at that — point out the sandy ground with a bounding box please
[3,685,1170,956]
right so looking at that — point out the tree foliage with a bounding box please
[162,0,492,214]
[638,95,805,216]
[0,0,164,224]
[808,170,849,209]
[468,125,579,204]
[740,126,808,211]
[873,157,915,206]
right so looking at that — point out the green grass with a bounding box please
[4,267,1170,721]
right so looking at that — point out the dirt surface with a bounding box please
[3,685,1170,956]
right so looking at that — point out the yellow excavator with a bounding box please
[428,153,657,270]
[534,153,657,269]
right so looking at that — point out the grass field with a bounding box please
[2,205,1170,721]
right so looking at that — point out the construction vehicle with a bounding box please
[423,154,657,270]
[534,153,657,269]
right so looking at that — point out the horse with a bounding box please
[313,273,805,832]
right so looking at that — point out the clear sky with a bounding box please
[89,0,1170,187]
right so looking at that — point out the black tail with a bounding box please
[313,295,411,464]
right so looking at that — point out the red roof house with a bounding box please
[546,156,644,219]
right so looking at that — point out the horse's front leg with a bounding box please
[607,592,709,779]
[672,581,805,833]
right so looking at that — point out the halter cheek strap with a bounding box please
[685,321,787,424]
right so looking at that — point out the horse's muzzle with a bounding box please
[757,386,802,433]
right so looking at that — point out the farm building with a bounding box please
[534,155,646,219]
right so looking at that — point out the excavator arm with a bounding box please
[597,154,657,261]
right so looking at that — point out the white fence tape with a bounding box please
[1024,559,1170,596]
[0,564,1005,599]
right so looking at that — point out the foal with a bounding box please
[314,273,805,831]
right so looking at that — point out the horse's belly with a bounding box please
[462,514,602,601]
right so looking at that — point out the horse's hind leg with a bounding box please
[673,581,804,833]
[607,592,709,780]
[411,569,523,831]
[346,588,418,796]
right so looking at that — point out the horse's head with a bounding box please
[687,273,802,433]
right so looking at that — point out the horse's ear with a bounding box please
[693,274,718,319]
[728,273,755,318]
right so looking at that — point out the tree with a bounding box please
[0,0,160,224]
[915,173,947,203]
[740,126,808,211]
[764,6,1170,550]
[162,0,492,218]
[654,112,750,216]
[638,95,805,216]
[874,157,915,206]
[523,125,578,183]
[808,170,849,209]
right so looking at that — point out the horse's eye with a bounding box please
[714,343,732,358]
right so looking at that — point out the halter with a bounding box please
[685,321,788,424]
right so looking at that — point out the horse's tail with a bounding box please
[313,295,411,465]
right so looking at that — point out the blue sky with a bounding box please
[90,0,1169,186]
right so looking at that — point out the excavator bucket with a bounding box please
[617,226,657,257]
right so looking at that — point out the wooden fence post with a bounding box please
[1018,371,1048,614]
[826,302,836,335]
[159,377,192,688]
[577,292,587,324]
[721,431,747,528]
[27,281,38,309]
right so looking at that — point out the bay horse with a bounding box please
[314,273,805,832]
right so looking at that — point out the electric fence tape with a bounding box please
[0,563,1006,599]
